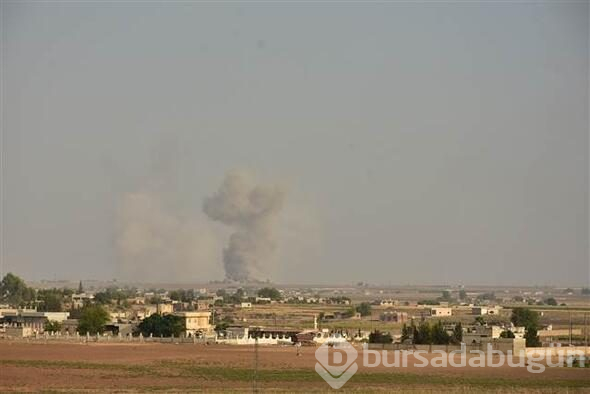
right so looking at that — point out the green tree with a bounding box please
[417,300,440,305]
[544,297,558,306]
[441,290,452,301]
[78,281,84,294]
[216,289,227,297]
[44,320,62,333]
[37,289,63,312]
[94,291,113,305]
[78,305,109,335]
[214,315,235,333]
[401,323,411,342]
[148,295,163,304]
[511,308,539,327]
[431,320,450,345]
[0,273,36,307]
[138,314,184,337]
[511,308,540,347]
[525,326,541,347]
[169,290,181,301]
[476,292,496,301]
[228,289,244,304]
[327,296,351,304]
[452,322,463,344]
[355,302,372,317]
[368,330,393,344]
[169,289,194,303]
[499,330,515,338]
[257,287,282,301]
[94,287,130,306]
[184,289,195,302]
[414,321,432,344]
[341,306,356,318]
[582,288,590,296]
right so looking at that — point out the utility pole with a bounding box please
[254,336,259,393]
[252,328,259,393]
[584,312,588,350]
[570,310,572,346]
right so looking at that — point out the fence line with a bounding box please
[1,332,213,344]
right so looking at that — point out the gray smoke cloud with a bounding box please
[203,170,285,281]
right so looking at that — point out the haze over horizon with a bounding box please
[2,2,588,286]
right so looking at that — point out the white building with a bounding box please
[472,306,502,316]
[463,325,503,344]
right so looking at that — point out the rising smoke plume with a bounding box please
[203,170,285,282]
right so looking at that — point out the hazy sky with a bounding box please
[2,1,588,286]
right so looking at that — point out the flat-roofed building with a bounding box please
[157,303,174,315]
[463,325,503,344]
[472,306,502,316]
[174,311,212,337]
[430,307,452,317]
[1,311,70,334]
[380,311,408,323]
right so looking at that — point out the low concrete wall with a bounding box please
[526,346,590,356]
[5,326,34,338]
[367,339,525,354]
[0,332,212,344]
[216,335,293,346]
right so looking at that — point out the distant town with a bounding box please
[2,273,589,350]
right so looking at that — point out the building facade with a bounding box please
[174,311,212,337]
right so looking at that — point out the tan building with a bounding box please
[430,307,452,317]
[174,311,212,337]
[133,305,157,320]
[196,299,214,310]
[380,311,408,323]
[156,303,174,315]
[1,311,70,334]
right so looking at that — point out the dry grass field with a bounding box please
[1,341,589,393]
[231,302,590,335]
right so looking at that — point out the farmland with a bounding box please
[1,341,589,392]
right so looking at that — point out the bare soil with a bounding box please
[0,341,588,392]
